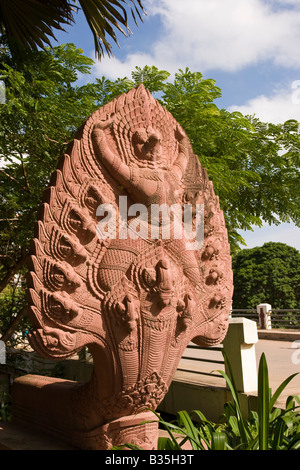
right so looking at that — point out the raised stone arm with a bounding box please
[92,116,131,186]
[172,124,190,180]
[92,119,165,205]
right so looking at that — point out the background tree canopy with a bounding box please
[232,242,300,309]
[0,42,299,338]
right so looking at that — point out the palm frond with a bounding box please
[0,0,73,50]
[77,0,145,58]
[0,0,145,59]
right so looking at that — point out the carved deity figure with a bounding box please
[12,85,233,450]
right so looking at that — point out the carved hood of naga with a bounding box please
[26,85,233,419]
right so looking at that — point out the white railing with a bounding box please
[178,317,258,393]
[231,304,300,330]
[178,344,224,379]
[177,304,300,395]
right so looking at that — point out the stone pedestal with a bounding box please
[12,374,158,450]
[0,421,74,450]
[257,303,272,329]
[222,318,258,393]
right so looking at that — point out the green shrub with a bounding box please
[155,352,300,450]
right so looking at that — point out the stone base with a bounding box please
[11,374,159,450]
[0,421,193,451]
[0,421,74,450]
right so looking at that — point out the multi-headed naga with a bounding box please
[13,85,233,449]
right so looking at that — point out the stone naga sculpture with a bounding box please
[12,85,233,450]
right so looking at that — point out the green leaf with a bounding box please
[269,373,299,411]
[287,433,300,450]
[157,437,177,450]
[219,351,252,446]
[176,410,204,450]
[150,410,182,450]
[257,353,270,450]
[211,432,228,450]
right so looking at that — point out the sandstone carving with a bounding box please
[12,85,233,450]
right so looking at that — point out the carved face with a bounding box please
[59,237,73,258]
[132,127,162,161]
[69,210,83,231]
[85,186,101,212]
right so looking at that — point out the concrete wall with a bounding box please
[158,379,258,423]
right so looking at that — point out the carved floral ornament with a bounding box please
[26,84,233,426]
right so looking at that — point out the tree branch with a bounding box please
[0,168,30,192]
[0,167,19,185]
[44,134,69,145]
[0,248,27,294]
[0,306,27,343]
[19,152,31,191]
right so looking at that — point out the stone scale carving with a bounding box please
[12,85,233,450]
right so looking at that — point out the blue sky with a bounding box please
[54,0,300,251]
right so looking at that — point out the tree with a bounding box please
[0,54,299,340]
[0,0,145,59]
[0,42,100,338]
[232,242,300,309]
[159,69,300,252]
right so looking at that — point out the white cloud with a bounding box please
[91,52,156,81]
[92,0,300,79]
[151,0,300,71]
[228,81,300,123]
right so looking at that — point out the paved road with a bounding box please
[255,339,300,404]
[176,338,300,406]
